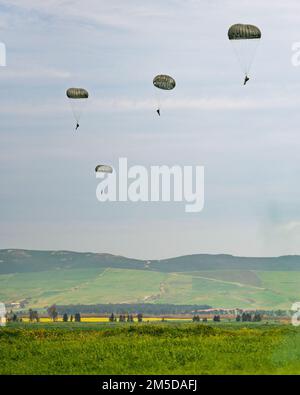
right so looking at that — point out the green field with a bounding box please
[1,267,299,309]
[1,322,300,374]
[2,250,300,309]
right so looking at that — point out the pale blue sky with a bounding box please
[1,0,300,259]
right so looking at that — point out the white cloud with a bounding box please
[1,93,300,117]
[278,221,300,233]
[3,0,173,30]
[0,67,71,80]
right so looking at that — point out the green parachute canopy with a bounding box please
[95,165,113,174]
[153,75,176,90]
[66,88,89,99]
[228,24,261,40]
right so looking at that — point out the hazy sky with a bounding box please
[1,0,300,259]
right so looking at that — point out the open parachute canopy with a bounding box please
[95,165,113,174]
[66,88,89,99]
[228,24,261,40]
[153,75,176,90]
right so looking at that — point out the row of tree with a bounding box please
[192,313,263,323]
[236,312,262,322]
[47,305,81,322]
[62,313,81,322]
[109,313,143,322]
[6,304,263,324]
[5,310,22,322]
[56,303,211,315]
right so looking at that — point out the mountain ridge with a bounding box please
[1,249,300,274]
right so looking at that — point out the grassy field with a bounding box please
[1,321,300,374]
[2,250,300,310]
[1,267,299,309]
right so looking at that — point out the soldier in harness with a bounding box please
[244,75,250,85]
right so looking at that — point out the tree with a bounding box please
[29,309,34,322]
[213,315,221,322]
[109,313,115,322]
[47,305,58,322]
[119,314,126,322]
[29,309,39,322]
[242,312,252,322]
[253,313,262,322]
[63,313,68,322]
[74,313,81,322]
[236,314,241,322]
[137,313,143,323]
[70,315,73,322]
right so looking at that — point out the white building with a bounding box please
[0,303,6,327]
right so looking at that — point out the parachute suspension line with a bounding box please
[154,85,161,115]
[231,40,247,76]
[231,39,260,82]
[70,98,88,123]
[245,39,260,77]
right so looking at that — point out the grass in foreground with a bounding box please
[1,322,300,375]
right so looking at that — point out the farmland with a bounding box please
[1,250,300,310]
[1,321,300,374]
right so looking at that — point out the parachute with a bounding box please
[153,75,176,90]
[228,24,261,84]
[66,88,89,99]
[95,165,113,174]
[153,74,176,115]
[66,88,89,130]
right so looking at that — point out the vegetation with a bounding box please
[1,266,299,310]
[2,249,300,310]
[1,322,300,374]
[56,303,211,315]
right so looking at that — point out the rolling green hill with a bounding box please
[1,249,300,309]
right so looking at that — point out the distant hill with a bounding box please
[1,249,300,310]
[0,249,145,274]
[152,254,300,272]
[1,249,300,274]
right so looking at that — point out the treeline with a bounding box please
[192,312,262,323]
[56,303,211,315]
[236,312,262,322]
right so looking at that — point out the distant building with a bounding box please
[5,300,28,309]
[195,308,236,314]
[0,303,6,326]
